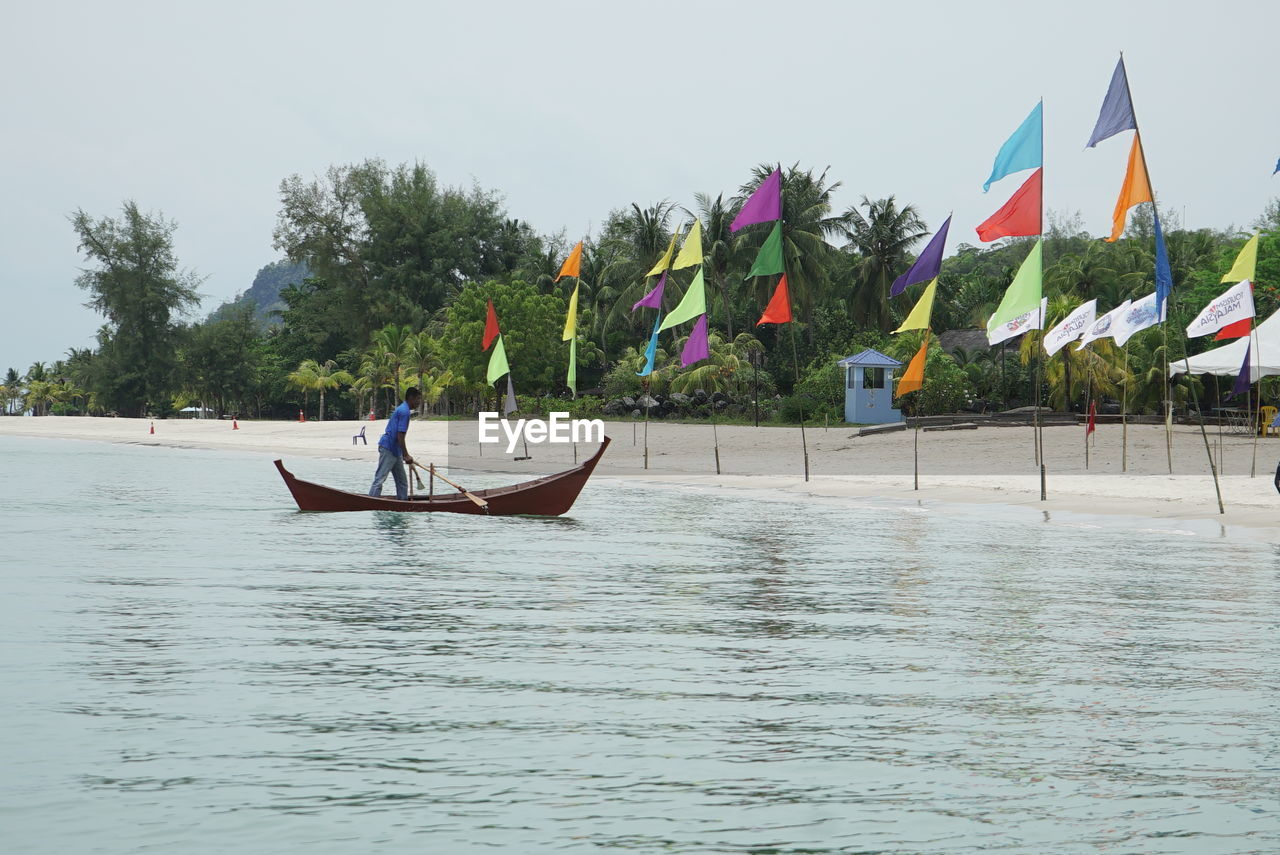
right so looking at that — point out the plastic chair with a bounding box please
[1265,406,1280,437]
[353,425,367,445]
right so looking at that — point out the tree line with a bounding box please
[5,159,1278,422]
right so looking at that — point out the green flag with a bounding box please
[486,335,510,384]
[658,268,707,331]
[986,239,1043,335]
[746,222,785,278]
[567,338,577,397]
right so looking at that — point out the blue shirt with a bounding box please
[378,402,412,455]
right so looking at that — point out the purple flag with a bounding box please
[730,168,781,232]
[680,314,710,367]
[1233,342,1252,397]
[632,271,666,312]
[891,214,951,297]
[1086,57,1137,148]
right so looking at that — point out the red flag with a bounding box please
[1086,401,1097,436]
[1215,317,1252,340]
[976,168,1042,242]
[755,274,793,325]
[482,299,500,351]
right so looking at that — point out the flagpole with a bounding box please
[1037,96,1047,501]
[1084,366,1092,470]
[1251,325,1261,477]
[1118,53,1174,474]
[1184,357,1226,513]
[1122,343,1129,472]
[789,318,810,482]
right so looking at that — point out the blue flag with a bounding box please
[636,313,662,377]
[1273,158,1279,175]
[983,102,1043,192]
[1153,211,1173,318]
[1233,341,1252,397]
[1086,57,1138,148]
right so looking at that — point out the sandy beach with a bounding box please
[3,414,1277,530]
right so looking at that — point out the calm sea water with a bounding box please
[1,436,1278,854]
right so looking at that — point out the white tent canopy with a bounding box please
[1169,307,1280,381]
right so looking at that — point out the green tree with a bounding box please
[70,202,201,416]
[844,196,928,331]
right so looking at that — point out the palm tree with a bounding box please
[843,196,928,332]
[596,201,677,339]
[312,359,354,421]
[371,323,414,407]
[2,368,21,415]
[286,360,321,417]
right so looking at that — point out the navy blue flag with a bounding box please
[1273,158,1279,175]
[1153,211,1173,317]
[1233,342,1252,397]
[1086,58,1138,148]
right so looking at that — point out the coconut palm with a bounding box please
[843,196,928,332]
[286,360,321,417]
[595,201,678,338]
[312,359,353,420]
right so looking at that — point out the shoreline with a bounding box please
[3,415,1277,533]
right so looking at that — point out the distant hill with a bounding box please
[209,260,310,325]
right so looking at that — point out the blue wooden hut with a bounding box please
[837,349,903,424]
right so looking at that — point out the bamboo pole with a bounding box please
[1122,344,1129,472]
[1251,326,1261,477]
[1180,358,1225,514]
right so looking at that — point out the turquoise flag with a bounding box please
[983,101,1042,192]
[637,314,662,376]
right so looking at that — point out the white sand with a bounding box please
[3,415,1277,530]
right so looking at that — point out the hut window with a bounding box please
[862,367,885,389]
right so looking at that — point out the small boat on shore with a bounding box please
[274,437,610,516]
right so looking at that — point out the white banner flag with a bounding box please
[988,298,1048,346]
[1186,280,1254,338]
[1112,292,1166,347]
[1044,299,1097,357]
[1076,300,1131,350]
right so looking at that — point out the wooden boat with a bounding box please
[274,437,610,515]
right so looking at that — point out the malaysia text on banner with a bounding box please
[1187,280,1255,338]
[1112,292,1165,347]
[1077,301,1131,350]
[988,297,1047,346]
[1044,299,1097,357]
[891,215,951,297]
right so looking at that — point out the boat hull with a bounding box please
[274,437,609,516]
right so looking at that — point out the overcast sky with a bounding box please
[3,0,1276,372]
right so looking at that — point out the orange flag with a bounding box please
[755,274,793,325]
[896,333,928,397]
[1106,134,1153,242]
[556,241,583,281]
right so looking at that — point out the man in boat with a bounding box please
[369,388,423,500]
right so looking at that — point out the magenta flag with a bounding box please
[680,314,710,367]
[632,271,667,312]
[730,168,781,232]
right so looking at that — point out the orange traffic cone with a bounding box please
[298,409,305,423]
[149,421,155,435]
[232,419,239,430]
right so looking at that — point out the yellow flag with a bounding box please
[896,333,929,398]
[892,278,938,334]
[562,284,579,341]
[672,220,703,269]
[1221,233,1259,283]
[645,229,681,277]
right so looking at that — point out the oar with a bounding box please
[412,463,488,511]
